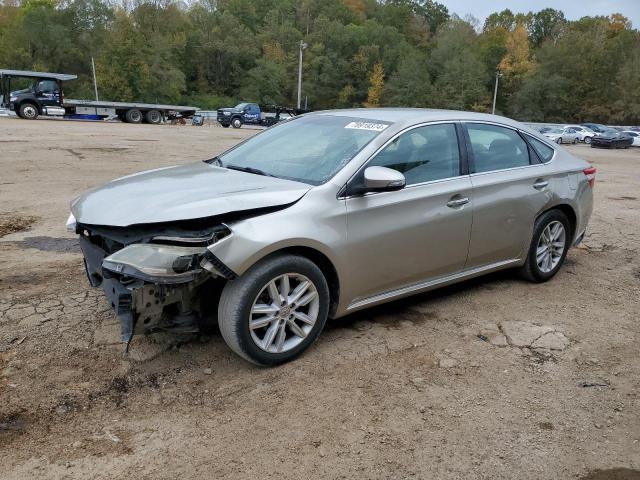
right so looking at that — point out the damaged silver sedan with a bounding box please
[68,109,594,365]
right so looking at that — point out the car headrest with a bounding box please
[489,138,518,157]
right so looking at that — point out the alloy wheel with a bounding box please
[249,273,319,353]
[536,221,566,273]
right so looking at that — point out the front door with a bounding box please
[344,122,473,304]
[34,79,60,107]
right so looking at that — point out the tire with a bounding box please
[218,254,330,366]
[584,136,592,144]
[124,109,143,124]
[19,103,39,120]
[572,137,578,144]
[145,110,162,124]
[231,117,242,129]
[519,209,571,283]
[556,137,562,144]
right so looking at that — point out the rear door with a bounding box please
[344,122,473,302]
[463,122,551,269]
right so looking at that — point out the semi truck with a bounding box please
[0,69,197,124]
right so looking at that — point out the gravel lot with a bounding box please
[1,118,639,480]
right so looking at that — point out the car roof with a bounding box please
[312,108,525,128]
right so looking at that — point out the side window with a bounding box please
[524,134,555,163]
[368,123,461,185]
[466,123,530,173]
[37,80,57,93]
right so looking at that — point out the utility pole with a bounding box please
[296,40,307,110]
[91,56,99,102]
[492,70,502,115]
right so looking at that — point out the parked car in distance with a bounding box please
[621,131,640,147]
[564,125,596,143]
[543,127,580,144]
[68,109,595,366]
[590,129,634,148]
[581,123,610,134]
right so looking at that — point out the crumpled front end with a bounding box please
[76,221,235,346]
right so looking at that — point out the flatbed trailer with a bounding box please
[0,69,197,124]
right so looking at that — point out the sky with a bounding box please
[442,0,640,29]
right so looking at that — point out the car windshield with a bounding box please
[548,128,563,134]
[216,115,391,185]
[235,103,248,110]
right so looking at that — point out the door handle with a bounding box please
[446,196,469,208]
[533,179,549,190]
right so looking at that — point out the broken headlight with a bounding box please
[102,243,206,282]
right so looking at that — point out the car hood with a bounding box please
[72,161,312,227]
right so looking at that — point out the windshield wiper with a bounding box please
[225,164,276,178]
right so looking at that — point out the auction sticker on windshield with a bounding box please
[344,122,389,132]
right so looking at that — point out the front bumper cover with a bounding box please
[79,236,205,345]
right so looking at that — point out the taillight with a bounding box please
[583,167,596,188]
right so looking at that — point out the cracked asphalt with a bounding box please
[1,118,639,479]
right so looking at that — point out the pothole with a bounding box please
[0,215,38,238]
[578,469,640,480]
[8,236,79,253]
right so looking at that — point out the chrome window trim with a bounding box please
[341,173,471,200]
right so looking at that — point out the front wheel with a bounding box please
[218,254,330,366]
[556,137,562,144]
[573,137,578,144]
[584,136,592,144]
[519,210,571,283]
[231,117,242,129]
[19,103,39,120]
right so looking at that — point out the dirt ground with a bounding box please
[1,117,639,480]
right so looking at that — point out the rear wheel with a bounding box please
[218,254,330,366]
[19,103,39,120]
[519,210,571,283]
[145,110,162,124]
[572,137,578,144]
[125,109,143,124]
[556,137,562,144]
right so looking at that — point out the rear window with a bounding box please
[525,134,555,163]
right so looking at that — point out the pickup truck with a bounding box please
[217,103,296,128]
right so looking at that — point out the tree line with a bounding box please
[1,0,639,124]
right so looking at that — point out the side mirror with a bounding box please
[363,166,405,192]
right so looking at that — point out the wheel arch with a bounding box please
[249,246,340,318]
[17,99,40,113]
[537,203,577,240]
[220,243,340,317]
